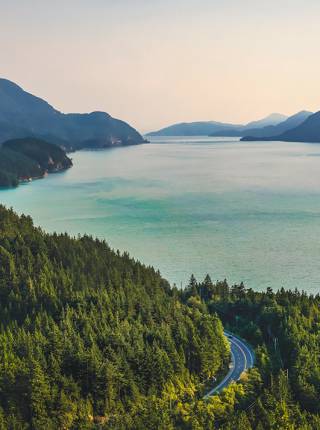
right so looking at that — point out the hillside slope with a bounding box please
[146,121,243,137]
[241,111,313,141]
[0,78,145,150]
[2,207,320,428]
[0,137,72,187]
[209,113,291,137]
[241,111,320,143]
[276,110,320,142]
[0,206,228,428]
[147,114,287,137]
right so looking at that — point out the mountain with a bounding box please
[0,137,72,187]
[240,111,313,140]
[0,78,145,150]
[274,111,320,143]
[147,114,287,137]
[146,121,243,137]
[241,111,320,143]
[209,113,289,137]
[244,113,287,129]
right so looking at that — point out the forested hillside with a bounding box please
[0,138,72,187]
[0,206,228,429]
[2,206,320,428]
[181,277,320,428]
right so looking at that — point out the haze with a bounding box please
[1,0,320,131]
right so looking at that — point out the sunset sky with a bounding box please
[1,0,320,131]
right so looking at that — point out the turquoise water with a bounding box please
[2,136,320,293]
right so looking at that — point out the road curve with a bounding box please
[204,330,255,398]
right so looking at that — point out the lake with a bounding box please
[2,136,320,293]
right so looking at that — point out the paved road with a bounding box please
[204,331,255,397]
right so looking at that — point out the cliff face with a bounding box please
[0,79,145,150]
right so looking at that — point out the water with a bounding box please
[2,136,320,293]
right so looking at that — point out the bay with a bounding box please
[2,136,320,293]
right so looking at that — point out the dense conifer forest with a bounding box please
[1,206,320,429]
[181,278,320,428]
[0,206,228,429]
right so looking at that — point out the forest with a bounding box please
[0,205,320,429]
[0,206,228,429]
[181,277,320,428]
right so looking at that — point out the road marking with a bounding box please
[241,340,254,367]
[204,331,255,398]
[227,332,254,369]
[204,349,236,397]
[231,338,247,370]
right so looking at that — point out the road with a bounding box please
[204,331,255,398]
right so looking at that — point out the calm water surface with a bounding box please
[2,136,320,293]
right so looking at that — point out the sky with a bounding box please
[1,0,320,132]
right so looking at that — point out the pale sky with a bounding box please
[1,0,320,132]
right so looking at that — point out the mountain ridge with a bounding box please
[0,78,145,150]
[241,111,320,142]
[146,120,243,137]
[240,111,313,140]
[147,113,287,137]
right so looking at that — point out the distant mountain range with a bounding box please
[0,78,145,150]
[1,78,319,150]
[147,113,287,137]
[147,120,244,137]
[240,111,313,141]
[241,111,320,143]
[209,113,293,137]
[147,111,320,143]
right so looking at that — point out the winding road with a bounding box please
[204,331,255,398]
